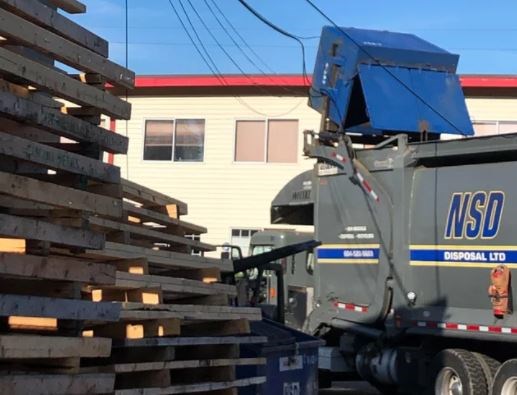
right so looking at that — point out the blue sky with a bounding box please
[71,0,517,76]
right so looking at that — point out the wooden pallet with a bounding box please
[0,2,267,394]
[83,243,265,394]
[0,1,134,394]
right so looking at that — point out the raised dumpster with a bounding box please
[238,319,324,395]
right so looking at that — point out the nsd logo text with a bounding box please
[445,191,504,239]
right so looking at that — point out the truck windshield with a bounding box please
[251,245,273,255]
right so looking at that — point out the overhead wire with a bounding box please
[203,0,311,96]
[203,0,272,76]
[166,0,305,117]
[207,0,278,74]
[185,0,262,81]
[303,0,467,134]
[236,0,311,86]
[184,0,305,115]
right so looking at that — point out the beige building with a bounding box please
[110,74,517,254]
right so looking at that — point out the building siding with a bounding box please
[115,94,517,254]
[115,95,318,252]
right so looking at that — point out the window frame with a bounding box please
[229,227,262,258]
[233,118,299,164]
[472,120,517,136]
[141,117,206,163]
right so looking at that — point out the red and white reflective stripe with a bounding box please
[356,172,379,202]
[335,302,369,313]
[415,321,517,335]
[331,151,347,163]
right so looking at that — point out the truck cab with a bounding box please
[249,230,315,331]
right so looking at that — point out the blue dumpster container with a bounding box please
[238,319,324,395]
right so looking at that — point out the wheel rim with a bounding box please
[501,377,517,395]
[435,367,464,395]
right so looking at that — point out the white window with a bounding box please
[143,119,205,162]
[473,121,517,136]
[230,228,261,258]
[234,119,298,163]
[185,234,201,256]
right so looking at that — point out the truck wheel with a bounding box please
[472,352,500,389]
[491,359,517,395]
[430,349,488,395]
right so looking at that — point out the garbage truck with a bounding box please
[271,26,517,394]
[248,229,315,330]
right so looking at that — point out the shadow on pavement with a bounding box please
[319,381,381,394]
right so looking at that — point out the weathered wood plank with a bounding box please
[0,252,116,284]
[0,335,111,358]
[0,238,25,253]
[122,179,188,216]
[0,131,120,183]
[0,90,128,153]
[92,318,181,340]
[86,242,233,272]
[0,47,131,119]
[120,303,262,322]
[0,213,104,249]
[114,357,266,373]
[0,8,133,88]
[114,377,266,395]
[0,293,120,321]
[89,217,214,251]
[0,0,107,56]
[123,202,206,235]
[47,0,86,14]
[0,373,115,395]
[0,78,62,109]
[112,271,236,297]
[0,171,123,218]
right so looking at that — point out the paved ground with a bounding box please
[319,382,380,394]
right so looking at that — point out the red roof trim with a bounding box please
[135,75,310,88]
[460,75,517,88]
[130,74,517,90]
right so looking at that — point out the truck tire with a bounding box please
[472,352,500,390]
[429,349,488,395]
[491,359,517,395]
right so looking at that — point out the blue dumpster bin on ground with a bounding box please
[238,319,324,395]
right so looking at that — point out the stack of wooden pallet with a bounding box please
[0,0,132,393]
[72,181,267,394]
[0,0,267,394]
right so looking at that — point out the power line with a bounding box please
[303,0,467,135]
[203,0,311,95]
[236,0,310,85]
[168,0,223,83]
[185,0,253,77]
[208,0,281,74]
[166,0,305,117]
[203,0,269,75]
[184,0,308,102]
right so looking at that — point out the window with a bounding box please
[230,228,261,258]
[234,119,298,163]
[185,234,201,256]
[175,119,205,161]
[473,121,517,137]
[144,119,205,162]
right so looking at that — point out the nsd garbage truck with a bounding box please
[271,26,517,394]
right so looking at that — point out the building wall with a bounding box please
[114,95,319,253]
[115,94,517,253]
